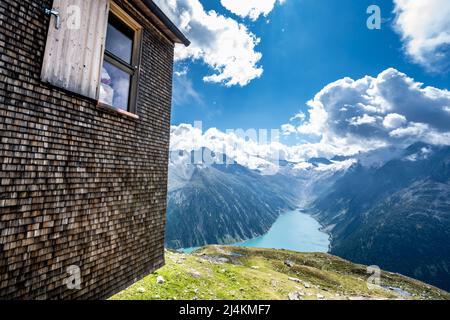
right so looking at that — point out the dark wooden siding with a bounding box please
[0,0,174,299]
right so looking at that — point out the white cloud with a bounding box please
[393,0,450,71]
[349,114,378,126]
[170,123,283,174]
[290,112,306,122]
[281,123,296,136]
[170,123,362,174]
[171,69,450,176]
[154,0,263,86]
[220,0,285,21]
[283,68,450,151]
[293,162,313,170]
[390,122,428,138]
[383,113,407,129]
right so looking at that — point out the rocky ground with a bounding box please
[110,246,449,300]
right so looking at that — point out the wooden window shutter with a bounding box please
[41,0,110,100]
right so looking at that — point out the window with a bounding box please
[99,2,143,114]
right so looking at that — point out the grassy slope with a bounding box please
[111,246,449,300]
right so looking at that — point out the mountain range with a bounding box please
[312,142,450,291]
[166,149,301,249]
[165,143,450,291]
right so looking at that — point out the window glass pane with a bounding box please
[105,17,133,63]
[99,61,131,111]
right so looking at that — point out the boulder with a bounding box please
[284,260,295,267]
[288,292,303,300]
[288,277,302,283]
[156,276,165,284]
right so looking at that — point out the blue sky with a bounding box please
[160,0,450,162]
[169,0,450,139]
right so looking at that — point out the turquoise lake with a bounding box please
[182,210,330,253]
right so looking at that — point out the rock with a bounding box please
[303,282,311,288]
[288,292,303,300]
[251,266,259,270]
[284,259,295,267]
[156,276,165,284]
[288,292,298,300]
[190,269,202,278]
[317,294,325,299]
[288,277,302,283]
[136,287,146,293]
[271,280,278,287]
[202,255,230,264]
[217,257,230,264]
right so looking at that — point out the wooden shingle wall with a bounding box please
[0,0,174,299]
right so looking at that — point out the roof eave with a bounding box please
[133,0,190,47]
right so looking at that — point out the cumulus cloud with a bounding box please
[283,68,450,151]
[393,0,450,71]
[171,69,450,175]
[281,123,296,136]
[154,0,263,86]
[170,123,284,174]
[349,114,378,126]
[170,123,360,175]
[220,0,285,21]
[383,113,407,129]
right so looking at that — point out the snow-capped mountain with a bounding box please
[312,142,450,291]
[166,142,450,291]
[166,148,303,249]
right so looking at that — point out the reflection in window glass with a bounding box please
[105,19,133,63]
[99,61,131,111]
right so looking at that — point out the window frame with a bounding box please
[99,1,143,115]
